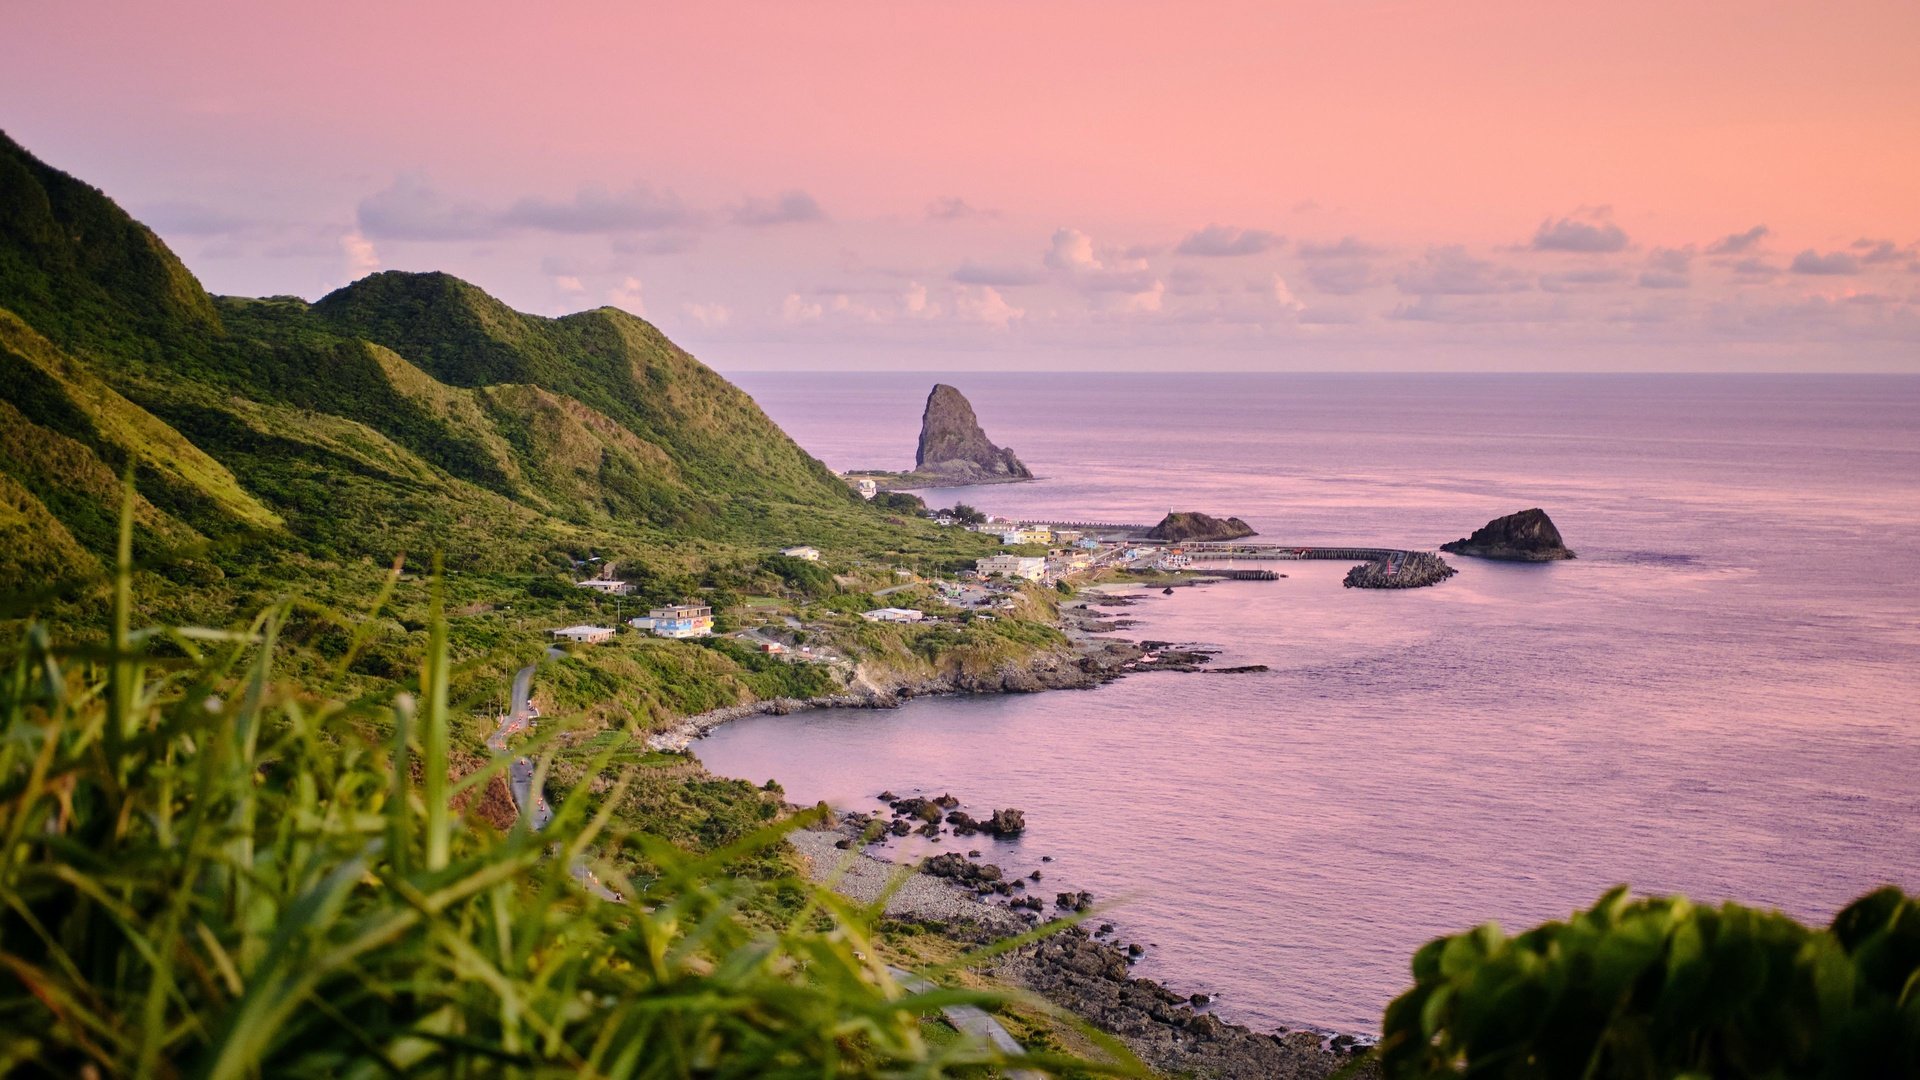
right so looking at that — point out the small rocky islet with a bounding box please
[1441,507,1577,561]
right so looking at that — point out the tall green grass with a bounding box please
[0,492,1120,1077]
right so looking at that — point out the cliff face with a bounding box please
[1144,512,1255,543]
[914,384,1032,480]
[1441,508,1575,561]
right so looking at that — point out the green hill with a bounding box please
[0,129,989,602]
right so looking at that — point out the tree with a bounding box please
[947,503,986,526]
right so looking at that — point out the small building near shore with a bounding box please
[999,527,1053,546]
[780,545,821,561]
[856,478,878,500]
[550,625,615,644]
[861,607,925,623]
[643,604,714,638]
[976,555,1046,581]
[575,578,632,596]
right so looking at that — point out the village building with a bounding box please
[861,607,925,623]
[780,545,821,561]
[549,625,614,644]
[575,578,632,595]
[976,555,1046,581]
[635,603,713,638]
[999,527,1053,546]
[856,478,878,499]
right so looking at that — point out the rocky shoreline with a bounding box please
[788,822,1378,1079]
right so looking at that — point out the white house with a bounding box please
[861,607,925,623]
[550,625,615,644]
[780,545,821,561]
[976,555,1046,581]
[642,604,713,638]
[575,579,632,595]
[999,527,1053,546]
[857,478,878,500]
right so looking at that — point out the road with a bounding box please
[490,648,619,900]
[890,967,1041,1080]
[490,654,1037,1069]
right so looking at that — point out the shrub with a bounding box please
[1379,885,1920,1079]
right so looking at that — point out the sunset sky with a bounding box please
[7,1,1918,371]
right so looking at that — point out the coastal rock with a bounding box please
[1144,511,1257,543]
[986,808,1027,837]
[994,926,1375,1080]
[1441,507,1576,561]
[914,383,1032,480]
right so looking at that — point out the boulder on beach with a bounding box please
[914,384,1032,480]
[1144,512,1256,543]
[1442,508,1576,561]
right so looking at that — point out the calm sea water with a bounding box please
[704,373,1920,1033]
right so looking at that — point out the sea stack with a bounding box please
[914,384,1033,480]
[1441,508,1576,561]
[1145,512,1256,543]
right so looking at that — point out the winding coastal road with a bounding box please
[490,649,618,900]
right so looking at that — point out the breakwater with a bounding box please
[1342,551,1457,589]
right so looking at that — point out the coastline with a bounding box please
[648,582,1231,752]
[671,579,1378,1077]
[788,825,1378,1079]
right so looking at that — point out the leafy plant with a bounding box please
[1378,885,1920,1079]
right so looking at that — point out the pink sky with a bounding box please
[6,0,1919,370]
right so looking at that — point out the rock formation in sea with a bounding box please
[913,384,1033,480]
[1144,511,1256,543]
[1441,508,1576,561]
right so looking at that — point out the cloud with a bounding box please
[554,275,587,294]
[681,301,730,327]
[1389,295,1571,324]
[1530,213,1629,253]
[1167,266,1227,296]
[1852,238,1914,265]
[1729,257,1779,278]
[954,285,1023,327]
[137,200,256,236]
[1297,236,1385,260]
[926,196,991,222]
[611,232,698,255]
[732,190,826,226]
[1174,224,1283,257]
[1270,274,1304,313]
[1638,270,1690,290]
[341,230,379,280]
[606,276,645,315]
[502,185,689,233]
[1044,227,1101,271]
[1790,249,1860,275]
[1121,280,1166,313]
[781,293,824,322]
[1541,268,1627,293]
[357,176,496,240]
[1706,225,1769,255]
[1302,259,1376,295]
[1632,247,1692,289]
[1395,246,1532,295]
[951,261,1046,286]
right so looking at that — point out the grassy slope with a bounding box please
[0,129,1017,746]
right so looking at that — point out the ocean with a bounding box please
[701,372,1920,1034]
